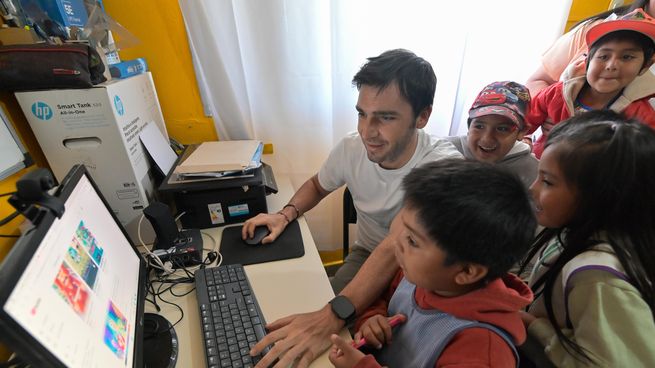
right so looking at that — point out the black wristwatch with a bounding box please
[329,295,356,325]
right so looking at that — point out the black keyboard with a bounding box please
[195,264,269,368]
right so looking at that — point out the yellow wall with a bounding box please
[103,0,217,144]
[566,0,628,31]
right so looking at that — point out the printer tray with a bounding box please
[159,144,278,194]
[219,221,304,265]
[158,144,278,228]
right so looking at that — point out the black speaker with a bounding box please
[143,202,180,250]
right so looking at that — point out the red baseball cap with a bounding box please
[586,8,655,47]
[468,81,531,130]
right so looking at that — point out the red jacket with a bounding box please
[526,72,655,158]
[353,271,533,368]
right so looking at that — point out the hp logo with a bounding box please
[114,95,124,116]
[31,102,53,120]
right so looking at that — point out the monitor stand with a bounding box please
[143,313,178,368]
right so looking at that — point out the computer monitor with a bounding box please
[0,165,147,368]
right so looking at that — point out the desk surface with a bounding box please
[148,172,340,367]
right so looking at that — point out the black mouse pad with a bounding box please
[219,221,305,265]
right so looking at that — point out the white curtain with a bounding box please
[178,0,571,251]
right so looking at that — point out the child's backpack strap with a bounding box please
[560,244,628,328]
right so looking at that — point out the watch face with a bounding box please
[331,296,355,321]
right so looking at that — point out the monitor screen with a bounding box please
[0,165,146,368]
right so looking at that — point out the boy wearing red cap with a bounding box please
[526,8,655,158]
[446,81,537,188]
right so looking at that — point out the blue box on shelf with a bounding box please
[37,0,88,27]
[109,58,148,79]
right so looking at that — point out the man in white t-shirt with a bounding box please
[242,49,461,293]
[245,49,463,368]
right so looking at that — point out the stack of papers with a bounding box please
[174,140,263,179]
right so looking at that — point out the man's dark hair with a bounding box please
[352,49,436,120]
[402,159,536,282]
[588,30,655,69]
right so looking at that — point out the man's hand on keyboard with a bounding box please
[250,304,344,368]
[242,213,287,244]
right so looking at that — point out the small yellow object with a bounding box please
[263,143,274,154]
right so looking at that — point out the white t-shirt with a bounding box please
[318,130,462,252]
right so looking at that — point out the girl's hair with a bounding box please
[573,0,650,29]
[588,30,655,70]
[519,110,655,363]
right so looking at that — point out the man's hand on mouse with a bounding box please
[242,212,288,244]
[243,226,271,245]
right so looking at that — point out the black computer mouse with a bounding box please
[244,226,270,245]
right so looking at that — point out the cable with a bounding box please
[157,294,184,329]
[200,230,217,249]
[143,301,183,339]
[145,295,160,312]
[174,211,186,222]
[141,235,221,342]
[0,191,16,198]
[0,211,20,227]
[0,234,19,238]
[200,230,222,268]
[146,267,161,312]
[144,267,189,339]
[171,257,194,279]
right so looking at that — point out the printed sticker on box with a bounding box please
[116,188,139,199]
[228,204,249,217]
[208,203,225,225]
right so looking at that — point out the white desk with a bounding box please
[148,173,340,367]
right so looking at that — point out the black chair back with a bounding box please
[342,187,357,259]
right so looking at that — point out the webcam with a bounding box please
[15,169,57,201]
[8,168,64,224]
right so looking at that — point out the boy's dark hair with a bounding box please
[402,159,536,282]
[588,30,655,69]
[352,49,436,120]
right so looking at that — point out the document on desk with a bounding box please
[174,140,263,174]
[177,168,257,179]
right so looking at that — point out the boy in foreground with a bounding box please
[329,159,536,367]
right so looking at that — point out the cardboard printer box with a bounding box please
[15,72,167,243]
